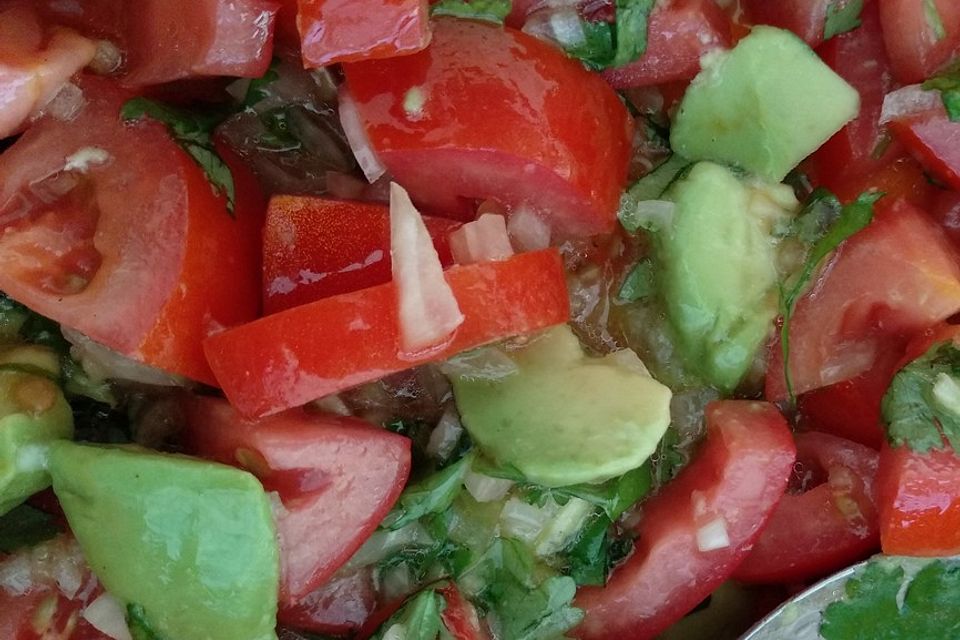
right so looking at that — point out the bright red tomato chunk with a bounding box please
[879,0,960,83]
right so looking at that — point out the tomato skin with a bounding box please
[183,396,411,601]
[733,432,880,584]
[827,155,938,210]
[573,401,796,640]
[889,110,960,192]
[122,0,279,86]
[0,78,263,385]
[439,584,490,640]
[342,18,633,237]
[765,198,960,401]
[263,196,460,314]
[298,0,430,67]
[743,0,833,46]
[600,0,732,88]
[0,590,110,640]
[206,248,570,418]
[278,568,378,636]
[878,443,960,556]
[879,0,960,83]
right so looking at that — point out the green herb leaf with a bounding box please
[922,65,960,123]
[779,191,880,401]
[820,558,960,640]
[374,589,446,640]
[924,0,947,41]
[618,155,690,233]
[242,61,281,108]
[0,505,62,553]
[565,0,656,71]
[560,464,651,520]
[430,0,512,23]
[618,261,656,303]
[562,513,611,586]
[127,604,167,640]
[121,98,236,214]
[651,425,687,489]
[824,0,864,40]
[881,341,960,453]
[383,454,471,530]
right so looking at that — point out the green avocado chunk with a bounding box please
[451,326,672,487]
[670,26,860,181]
[48,442,279,640]
[0,345,73,516]
[659,162,797,392]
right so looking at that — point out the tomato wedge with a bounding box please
[263,196,460,315]
[889,109,960,192]
[439,583,490,640]
[733,432,880,584]
[0,78,263,385]
[206,248,570,418]
[601,0,732,89]
[342,18,632,237]
[277,568,377,636]
[573,401,796,640]
[122,0,278,86]
[183,396,411,602]
[766,197,960,401]
[879,0,960,83]
[298,0,430,68]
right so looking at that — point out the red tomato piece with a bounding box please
[440,583,490,640]
[122,0,278,86]
[733,432,880,584]
[0,590,109,640]
[878,443,960,555]
[36,0,124,41]
[277,568,378,636]
[879,0,960,83]
[206,248,570,418]
[931,188,960,251]
[573,401,796,640]
[183,396,411,601]
[298,0,430,68]
[765,198,960,401]
[889,109,960,191]
[827,154,937,210]
[263,196,460,315]
[0,79,263,385]
[342,18,633,237]
[743,0,859,47]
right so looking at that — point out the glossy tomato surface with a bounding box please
[573,401,796,640]
[890,109,960,191]
[0,78,263,384]
[342,18,633,237]
[879,0,960,83]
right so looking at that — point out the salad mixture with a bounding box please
[3,0,960,639]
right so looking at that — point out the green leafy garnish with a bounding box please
[127,604,167,640]
[430,0,512,23]
[618,261,656,303]
[651,425,687,489]
[566,0,656,71]
[241,60,280,108]
[824,0,864,40]
[0,505,62,553]
[560,513,630,587]
[121,98,236,214]
[881,341,960,453]
[618,155,690,233]
[924,0,947,41]
[373,589,446,640]
[820,559,960,640]
[382,454,471,530]
[922,64,960,123]
[779,191,880,401]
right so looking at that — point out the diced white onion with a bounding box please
[696,517,731,552]
[311,394,352,416]
[464,470,514,503]
[439,346,519,382]
[933,372,960,418]
[390,183,465,356]
[82,593,133,640]
[0,554,34,595]
[87,40,122,75]
[819,340,877,387]
[507,206,552,252]
[338,89,386,183]
[499,497,556,544]
[42,82,86,122]
[631,200,676,233]
[534,497,594,556]
[425,405,464,460]
[880,85,942,124]
[449,213,514,265]
[62,327,187,387]
[523,7,586,48]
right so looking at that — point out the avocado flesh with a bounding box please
[48,442,279,640]
[670,26,860,182]
[659,162,796,392]
[451,326,672,487]
[0,345,73,516]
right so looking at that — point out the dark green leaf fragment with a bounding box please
[127,604,168,640]
[0,505,62,553]
[565,0,655,71]
[824,0,864,40]
[618,261,656,303]
[431,0,512,23]
[618,154,690,233]
[562,513,611,586]
[651,425,687,489]
[820,559,960,640]
[373,589,445,640]
[922,64,960,123]
[881,341,960,453]
[382,454,471,530]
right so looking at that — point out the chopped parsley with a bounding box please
[431,0,512,23]
[566,0,656,71]
[372,589,445,640]
[824,0,864,41]
[618,260,656,303]
[381,454,471,530]
[127,604,167,640]
[923,63,960,122]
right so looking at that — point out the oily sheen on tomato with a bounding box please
[183,397,411,602]
[574,401,796,640]
[341,18,633,237]
[733,432,880,584]
[879,0,960,83]
[0,78,262,385]
[263,196,460,314]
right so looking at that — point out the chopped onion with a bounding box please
[390,183,464,356]
[464,470,513,503]
[425,405,464,460]
[82,593,133,640]
[311,394,352,416]
[933,372,960,417]
[880,84,942,124]
[42,82,86,122]
[439,346,519,382]
[338,88,386,183]
[507,206,552,251]
[499,497,556,544]
[628,199,676,233]
[62,327,187,387]
[449,214,514,265]
[87,40,122,75]
[534,497,594,556]
[696,517,731,552]
[523,7,586,48]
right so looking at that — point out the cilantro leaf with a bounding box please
[565,0,656,71]
[824,0,864,40]
[431,0,512,23]
[559,464,651,520]
[127,604,167,640]
[779,191,880,400]
[923,64,960,123]
[373,589,445,640]
[881,341,960,453]
[618,261,655,303]
[382,454,471,530]
[121,98,236,214]
[651,425,687,489]
[562,513,610,586]
[0,505,62,553]
[821,559,960,640]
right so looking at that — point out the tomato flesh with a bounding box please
[879,0,960,83]
[733,432,880,584]
[278,568,378,636]
[889,110,960,192]
[573,401,796,640]
[342,18,633,237]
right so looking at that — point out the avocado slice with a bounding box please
[657,162,797,392]
[48,442,279,640]
[670,26,859,181]
[451,326,672,487]
[0,345,73,516]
